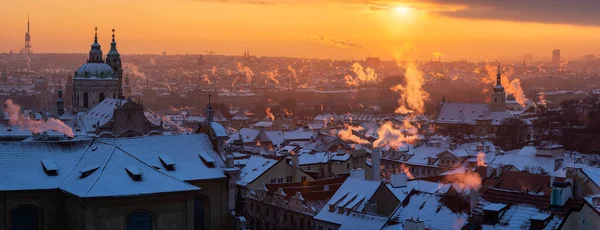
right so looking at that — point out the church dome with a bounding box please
[74,63,115,79]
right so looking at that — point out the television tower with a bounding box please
[22,15,32,55]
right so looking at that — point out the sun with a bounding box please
[393,6,413,16]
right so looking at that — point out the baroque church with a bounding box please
[433,66,515,137]
[72,27,123,111]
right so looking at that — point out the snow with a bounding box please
[479,204,563,230]
[80,98,127,133]
[314,177,382,225]
[237,155,279,186]
[389,191,469,230]
[210,122,228,137]
[483,203,507,212]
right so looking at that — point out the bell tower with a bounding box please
[490,65,506,112]
[106,28,123,98]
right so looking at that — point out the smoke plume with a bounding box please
[477,152,487,167]
[345,63,379,86]
[444,171,482,191]
[484,64,528,107]
[288,65,298,83]
[265,70,280,84]
[265,108,275,121]
[337,125,369,144]
[123,63,148,80]
[236,62,254,83]
[373,121,418,148]
[3,99,74,137]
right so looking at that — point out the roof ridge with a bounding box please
[53,140,97,192]
[83,140,118,197]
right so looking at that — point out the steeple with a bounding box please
[490,64,506,112]
[107,28,120,58]
[206,92,214,123]
[88,27,103,63]
[493,64,504,92]
[106,28,123,98]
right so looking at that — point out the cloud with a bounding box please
[195,0,600,26]
[310,35,366,49]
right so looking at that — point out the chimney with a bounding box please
[485,145,490,153]
[495,146,502,155]
[404,218,425,230]
[350,168,365,179]
[372,148,381,181]
[550,181,573,206]
[449,143,457,150]
[291,153,299,182]
[363,200,377,214]
[391,172,408,188]
[226,154,234,168]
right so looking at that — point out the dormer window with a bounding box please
[41,159,58,176]
[158,154,175,171]
[125,166,143,181]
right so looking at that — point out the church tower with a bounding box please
[57,88,64,116]
[490,65,506,112]
[205,92,214,124]
[106,29,123,98]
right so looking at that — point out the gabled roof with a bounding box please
[60,141,198,198]
[237,155,280,186]
[80,98,127,133]
[471,199,566,230]
[314,177,383,225]
[385,190,470,230]
[0,140,91,191]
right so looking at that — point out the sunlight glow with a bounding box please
[394,6,414,16]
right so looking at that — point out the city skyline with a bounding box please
[3,0,600,61]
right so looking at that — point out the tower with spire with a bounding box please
[106,28,123,98]
[205,92,214,124]
[490,65,506,112]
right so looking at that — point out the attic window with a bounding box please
[125,166,143,181]
[158,154,175,171]
[198,152,216,167]
[262,161,270,166]
[79,166,100,178]
[41,159,58,176]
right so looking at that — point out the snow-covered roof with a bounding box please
[253,120,274,128]
[386,191,470,230]
[80,98,128,132]
[434,102,514,125]
[210,122,228,137]
[0,134,223,197]
[476,200,564,230]
[314,177,382,225]
[238,155,279,186]
[60,140,198,198]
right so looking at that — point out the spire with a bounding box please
[206,92,214,123]
[496,64,501,86]
[88,27,103,63]
[107,28,119,57]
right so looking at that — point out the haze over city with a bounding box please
[3,0,600,60]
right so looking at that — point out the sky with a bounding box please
[2,0,600,61]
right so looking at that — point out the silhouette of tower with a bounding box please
[22,15,32,55]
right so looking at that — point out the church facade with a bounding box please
[72,27,123,112]
[433,66,514,137]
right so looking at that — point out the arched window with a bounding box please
[126,210,153,230]
[83,92,89,108]
[99,93,105,103]
[194,197,206,230]
[10,205,40,230]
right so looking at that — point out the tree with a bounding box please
[495,117,528,150]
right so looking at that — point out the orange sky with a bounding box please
[2,0,600,61]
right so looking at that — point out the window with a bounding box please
[194,197,206,230]
[347,163,350,169]
[11,206,40,230]
[99,92,105,103]
[301,176,307,182]
[286,176,292,183]
[319,226,324,230]
[277,178,283,183]
[83,92,89,108]
[126,210,153,230]
[270,178,277,183]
